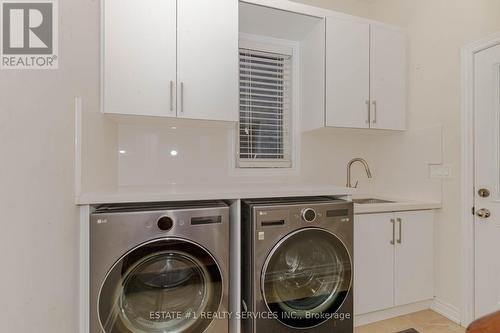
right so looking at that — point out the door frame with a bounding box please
[460,31,500,326]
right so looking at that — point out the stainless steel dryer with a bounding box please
[241,197,353,333]
[90,201,229,333]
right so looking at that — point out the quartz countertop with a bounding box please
[352,194,441,214]
[76,182,354,205]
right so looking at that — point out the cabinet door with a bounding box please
[394,210,434,306]
[354,213,395,315]
[103,0,177,117]
[326,18,370,128]
[177,0,239,122]
[370,25,406,130]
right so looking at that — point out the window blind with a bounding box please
[238,48,292,168]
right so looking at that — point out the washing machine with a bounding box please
[90,201,229,333]
[241,197,353,333]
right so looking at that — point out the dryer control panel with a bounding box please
[253,199,352,230]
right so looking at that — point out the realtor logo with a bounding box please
[1,0,58,69]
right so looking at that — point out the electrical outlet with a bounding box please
[429,164,452,178]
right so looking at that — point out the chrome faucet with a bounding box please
[347,158,373,188]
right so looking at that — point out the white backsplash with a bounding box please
[108,119,443,202]
[117,121,305,186]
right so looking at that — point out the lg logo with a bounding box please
[1,0,58,69]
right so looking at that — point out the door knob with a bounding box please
[478,188,491,198]
[476,208,491,219]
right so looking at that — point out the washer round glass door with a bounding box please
[98,238,223,333]
[262,228,352,329]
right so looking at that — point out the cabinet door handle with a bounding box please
[169,81,174,112]
[366,100,370,124]
[372,100,377,124]
[397,218,402,244]
[180,82,184,113]
[390,219,395,245]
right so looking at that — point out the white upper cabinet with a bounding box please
[177,0,238,122]
[103,0,238,122]
[103,0,177,117]
[326,18,370,128]
[323,18,407,130]
[370,25,407,130]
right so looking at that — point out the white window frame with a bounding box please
[229,33,301,177]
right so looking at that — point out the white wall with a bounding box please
[0,0,100,331]
[301,126,443,202]
[3,0,496,331]
[296,0,500,318]
[362,0,500,317]
[292,0,372,17]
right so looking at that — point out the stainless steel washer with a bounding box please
[90,201,229,333]
[241,197,353,333]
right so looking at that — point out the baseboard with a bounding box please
[355,298,462,328]
[431,298,462,326]
[354,300,433,327]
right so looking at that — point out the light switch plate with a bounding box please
[429,164,452,178]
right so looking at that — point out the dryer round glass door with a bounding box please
[261,228,352,329]
[98,238,223,333]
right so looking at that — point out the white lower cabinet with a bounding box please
[394,211,435,306]
[354,212,395,315]
[354,210,434,315]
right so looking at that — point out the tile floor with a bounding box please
[355,310,466,333]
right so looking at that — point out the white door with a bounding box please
[103,0,177,117]
[177,0,239,122]
[370,25,406,130]
[354,213,395,315]
[394,210,434,306]
[326,18,370,128]
[474,43,500,318]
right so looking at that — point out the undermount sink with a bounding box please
[352,198,396,204]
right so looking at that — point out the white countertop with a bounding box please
[353,195,441,214]
[76,184,441,212]
[76,182,355,205]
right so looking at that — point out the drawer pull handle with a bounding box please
[397,218,402,244]
[390,219,395,245]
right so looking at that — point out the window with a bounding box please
[238,48,292,168]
